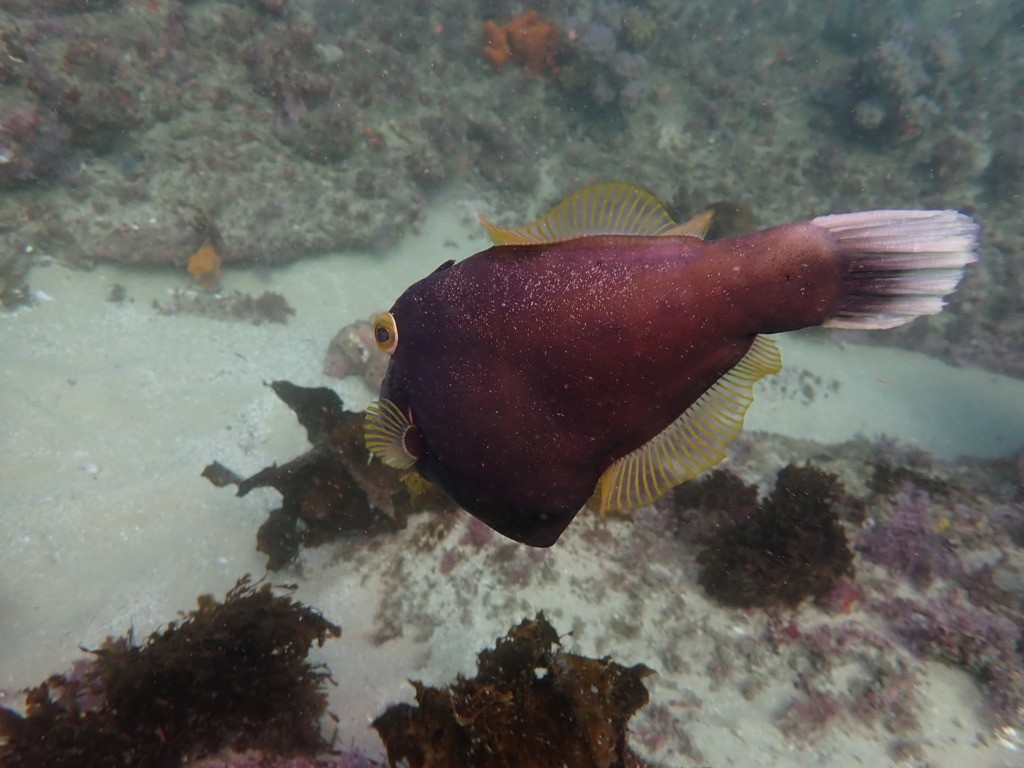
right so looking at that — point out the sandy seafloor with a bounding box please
[2,197,1024,767]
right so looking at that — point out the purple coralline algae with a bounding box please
[766,620,911,747]
[876,591,1024,728]
[856,482,961,587]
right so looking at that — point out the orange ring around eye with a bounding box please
[373,312,398,354]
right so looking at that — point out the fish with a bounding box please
[364,183,979,547]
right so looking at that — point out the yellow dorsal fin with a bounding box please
[482,182,678,245]
[365,398,418,469]
[662,208,715,239]
[596,336,782,515]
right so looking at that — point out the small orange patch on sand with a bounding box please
[187,241,222,291]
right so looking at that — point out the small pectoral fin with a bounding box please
[596,335,782,515]
[481,182,680,246]
[365,398,422,469]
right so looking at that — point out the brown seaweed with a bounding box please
[0,577,341,768]
[204,381,451,569]
[694,465,855,608]
[153,289,295,325]
[373,614,653,768]
[0,249,34,309]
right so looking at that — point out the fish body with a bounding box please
[365,184,978,546]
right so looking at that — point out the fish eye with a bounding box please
[373,312,399,354]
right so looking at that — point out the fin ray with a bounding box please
[365,398,418,469]
[597,336,782,514]
[483,182,679,245]
[813,209,979,330]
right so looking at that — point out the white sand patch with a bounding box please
[750,333,1024,459]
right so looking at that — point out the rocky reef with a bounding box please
[668,443,1024,735]
[0,0,1021,373]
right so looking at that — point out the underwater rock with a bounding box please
[0,576,343,768]
[243,22,333,113]
[3,0,120,13]
[274,102,358,164]
[693,465,855,608]
[0,0,1008,385]
[372,613,653,768]
[25,25,148,151]
[0,1,429,267]
[323,318,389,391]
[0,101,68,188]
[981,145,1024,202]
[557,10,653,112]
[773,620,921,743]
[826,24,963,143]
[204,381,450,570]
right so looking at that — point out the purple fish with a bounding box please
[365,183,978,546]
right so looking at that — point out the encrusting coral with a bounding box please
[483,11,559,75]
[187,241,223,291]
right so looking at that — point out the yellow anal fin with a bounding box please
[365,398,418,469]
[482,182,679,246]
[596,335,782,515]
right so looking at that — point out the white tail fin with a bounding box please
[813,209,979,330]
